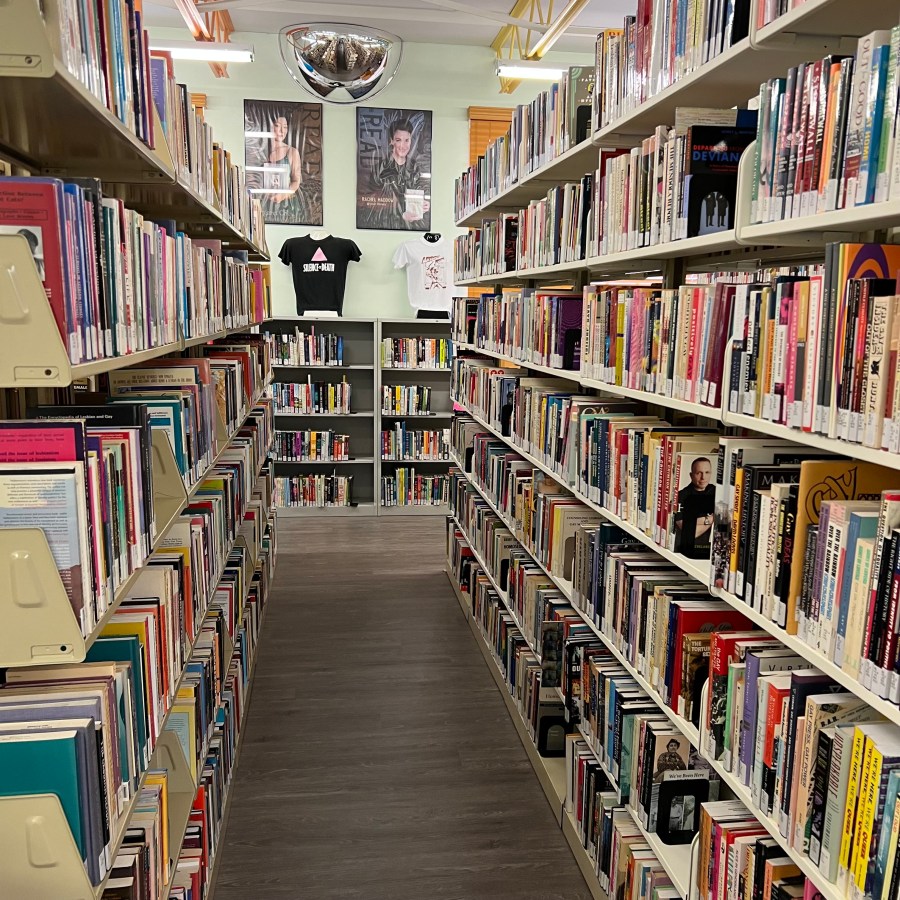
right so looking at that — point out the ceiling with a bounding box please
[143,0,632,53]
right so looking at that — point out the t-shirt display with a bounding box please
[392,236,454,312]
[279,235,362,315]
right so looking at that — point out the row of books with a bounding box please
[47,0,157,148]
[710,445,900,693]
[751,29,900,225]
[695,634,900,900]
[446,520,561,751]
[0,348,272,639]
[380,337,453,369]
[108,500,276,900]
[272,379,352,415]
[0,177,270,366]
[452,357,724,561]
[517,177,595,271]
[381,425,450,461]
[726,243,900,449]
[380,469,448,507]
[581,282,738,407]
[592,3,753,134]
[0,453,275,890]
[453,214,517,281]
[266,327,345,367]
[274,473,354,508]
[271,430,351,462]
[452,66,593,221]
[381,384,435,416]
[148,52,265,247]
[38,0,266,249]
[593,111,756,255]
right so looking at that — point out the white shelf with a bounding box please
[625,807,696,900]
[276,503,378,517]
[738,199,900,245]
[272,364,375,370]
[455,139,599,228]
[274,411,374,417]
[751,0,899,50]
[272,457,375,465]
[455,231,742,287]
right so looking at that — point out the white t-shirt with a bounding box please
[392,236,454,312]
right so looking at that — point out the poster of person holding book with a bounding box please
[244,99,323,226]
[356,107,431,230]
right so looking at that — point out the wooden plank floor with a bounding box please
[210,516,594,900]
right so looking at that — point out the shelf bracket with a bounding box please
[151,431,189,543]
[0,0,54,78]
[0,794,95,898]
[0,527,86,668]
[0,235,74,387]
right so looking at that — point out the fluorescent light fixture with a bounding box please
[495,61,566,80]
[150,40,254,62]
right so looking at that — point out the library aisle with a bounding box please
[209,517,592,900]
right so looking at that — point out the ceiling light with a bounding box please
[150,40,254,63]
[495,61,566,80]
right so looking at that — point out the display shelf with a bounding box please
[454,139,599,228]
[625,806,696,900]
[750,0,897,51]
[738,197,900,245]
[380,411,453,417]
[455,231,743,287]
[579,376,721,419]
[560,809,606,900]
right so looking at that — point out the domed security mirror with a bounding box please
[279,24,403,104]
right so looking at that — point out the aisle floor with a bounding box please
[210,517,593,900]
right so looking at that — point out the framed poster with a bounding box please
[356,107,432,231]
[244,99,323,226]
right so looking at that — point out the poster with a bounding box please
[356,107,432,231]
[244,99,323,226]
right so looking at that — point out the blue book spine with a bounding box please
[858,44,891,205]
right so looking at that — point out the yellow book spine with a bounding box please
[882,793,900,900]
[729,467,745,591]
[840,728,869,890]
[853,740,882,896]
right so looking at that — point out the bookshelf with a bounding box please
[378,319,452,515]
[449,6,900,897]
[265,317,451,515]
[0,6,278,892]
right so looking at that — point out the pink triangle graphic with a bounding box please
[311,247,328,262]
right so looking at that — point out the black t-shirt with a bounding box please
[279,236,362,315]
[674,483,715,558]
